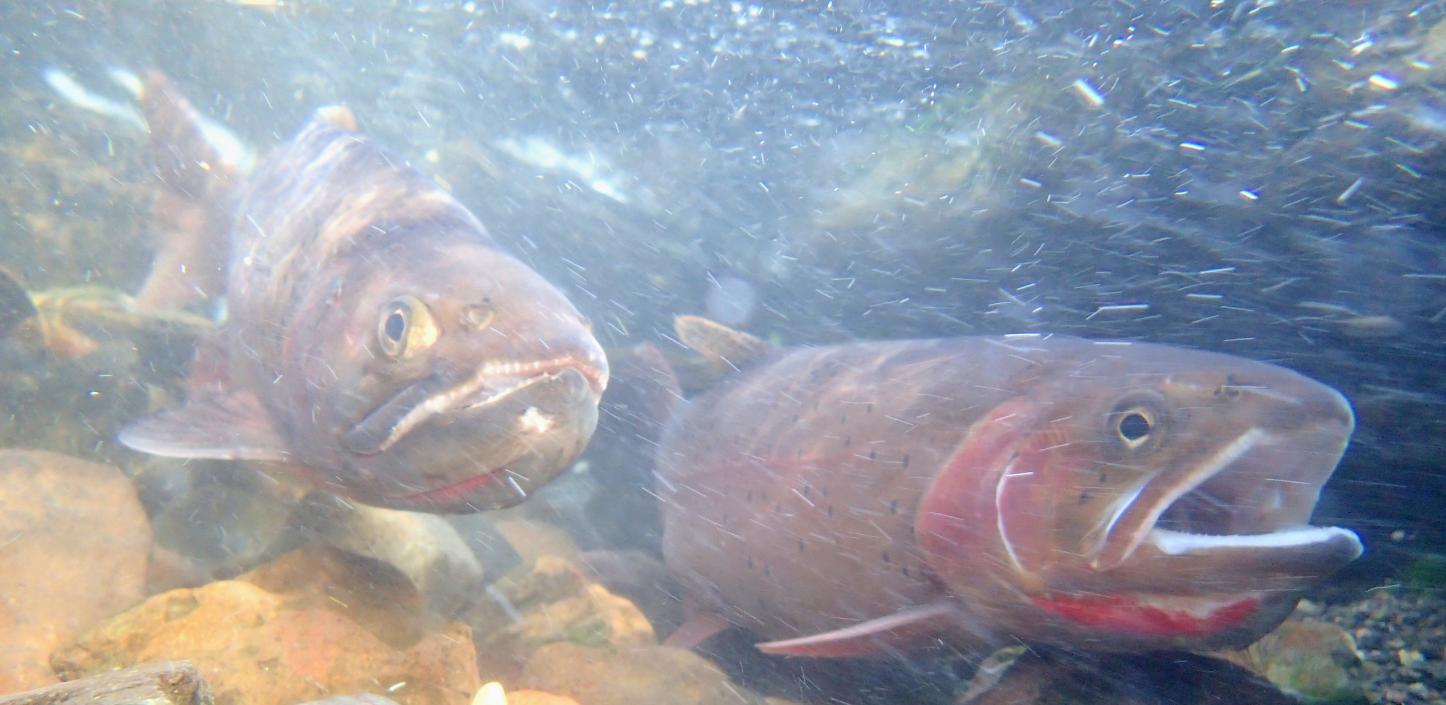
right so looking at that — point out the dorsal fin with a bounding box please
[673,315,773,371]
[314,105,358,132]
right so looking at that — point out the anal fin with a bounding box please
[664,611,733,651]
[755,601,964,658]
[119,389,290,462]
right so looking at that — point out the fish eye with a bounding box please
[1107,395,1167,452]
[377,295,439,360]
[1118,411,1152,445]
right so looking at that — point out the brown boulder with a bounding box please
[0,449,151,691]
[467,557,654,681]
[519,643,766,705]
[51,548,480,705]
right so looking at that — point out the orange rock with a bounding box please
[507,690,581,705]
[51,548,481,705]
[519,642,767,705]
[0,450,151,692]
[468,557,655,682]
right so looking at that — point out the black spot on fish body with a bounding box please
[843,436,851,447]
[902,453,910,468]
[867,403,874,414]
[798,539,805,552]
[840,415,847,425]
[827,505,834,518]
[868,449,876,462]
[882,550,891,564]
[763,564,771,577]
[889,499,898,515]
[747,556,755,570]
[1079,491,1090,504]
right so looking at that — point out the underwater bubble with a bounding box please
[705,275,757,327]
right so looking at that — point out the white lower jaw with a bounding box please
[1147,525,1362,558]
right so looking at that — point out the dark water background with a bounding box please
[0,0,1442,701]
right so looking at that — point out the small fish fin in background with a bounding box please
[673,314,772,368]
[313,105,358,131]
[134,70,247,312]
[117,388,290,463]
[44,67,255,313]
[0,268,39,342]
[0,267,214,361]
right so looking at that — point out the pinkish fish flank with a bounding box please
[658,333,1359,656]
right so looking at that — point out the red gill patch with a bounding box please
[1030,593,1259,637]
[397,468,502,506]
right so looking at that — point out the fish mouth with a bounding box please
[1091,397,1361,584]
[342,354,607,457]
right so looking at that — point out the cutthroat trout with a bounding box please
[659,318,1360,656]
[112,72,608,512]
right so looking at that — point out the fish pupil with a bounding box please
[1119,412,1151,441]
[384,310,406,341]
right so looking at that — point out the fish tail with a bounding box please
[138,71,250,202]
[130,72,250,312]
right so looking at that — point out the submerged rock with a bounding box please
[0,449,151,692]
[955,648,1297,705]
[1224,617,1369,704]
[467,556,655,681]
[50,548,481,705]
[470,682,579,705]
[139,461,311,592]
[139,471,482,619]
[294,493,484,618]
[0,660,211,705]
[298,696,403,705]
[519,642,768,705]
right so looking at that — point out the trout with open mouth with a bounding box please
[110,72,607,512]
[659,318,1361,656]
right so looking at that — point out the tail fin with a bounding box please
[131,71,250,312]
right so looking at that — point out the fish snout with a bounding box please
[1238,371,1355,438]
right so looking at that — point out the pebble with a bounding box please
[1322,588,1446,705]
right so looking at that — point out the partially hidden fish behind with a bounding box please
[105,72,607,512]
[658,317,1361,657]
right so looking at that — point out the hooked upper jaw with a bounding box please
[338,345,608,512]
[1091,377,1360,587]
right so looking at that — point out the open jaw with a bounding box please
[342,354,607,457]
[1038,425,1363,639]
[1093,426,1361,575]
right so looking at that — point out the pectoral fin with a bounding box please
[119,390,290,462]
[664,611,733,650]
[755,602,965,658]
